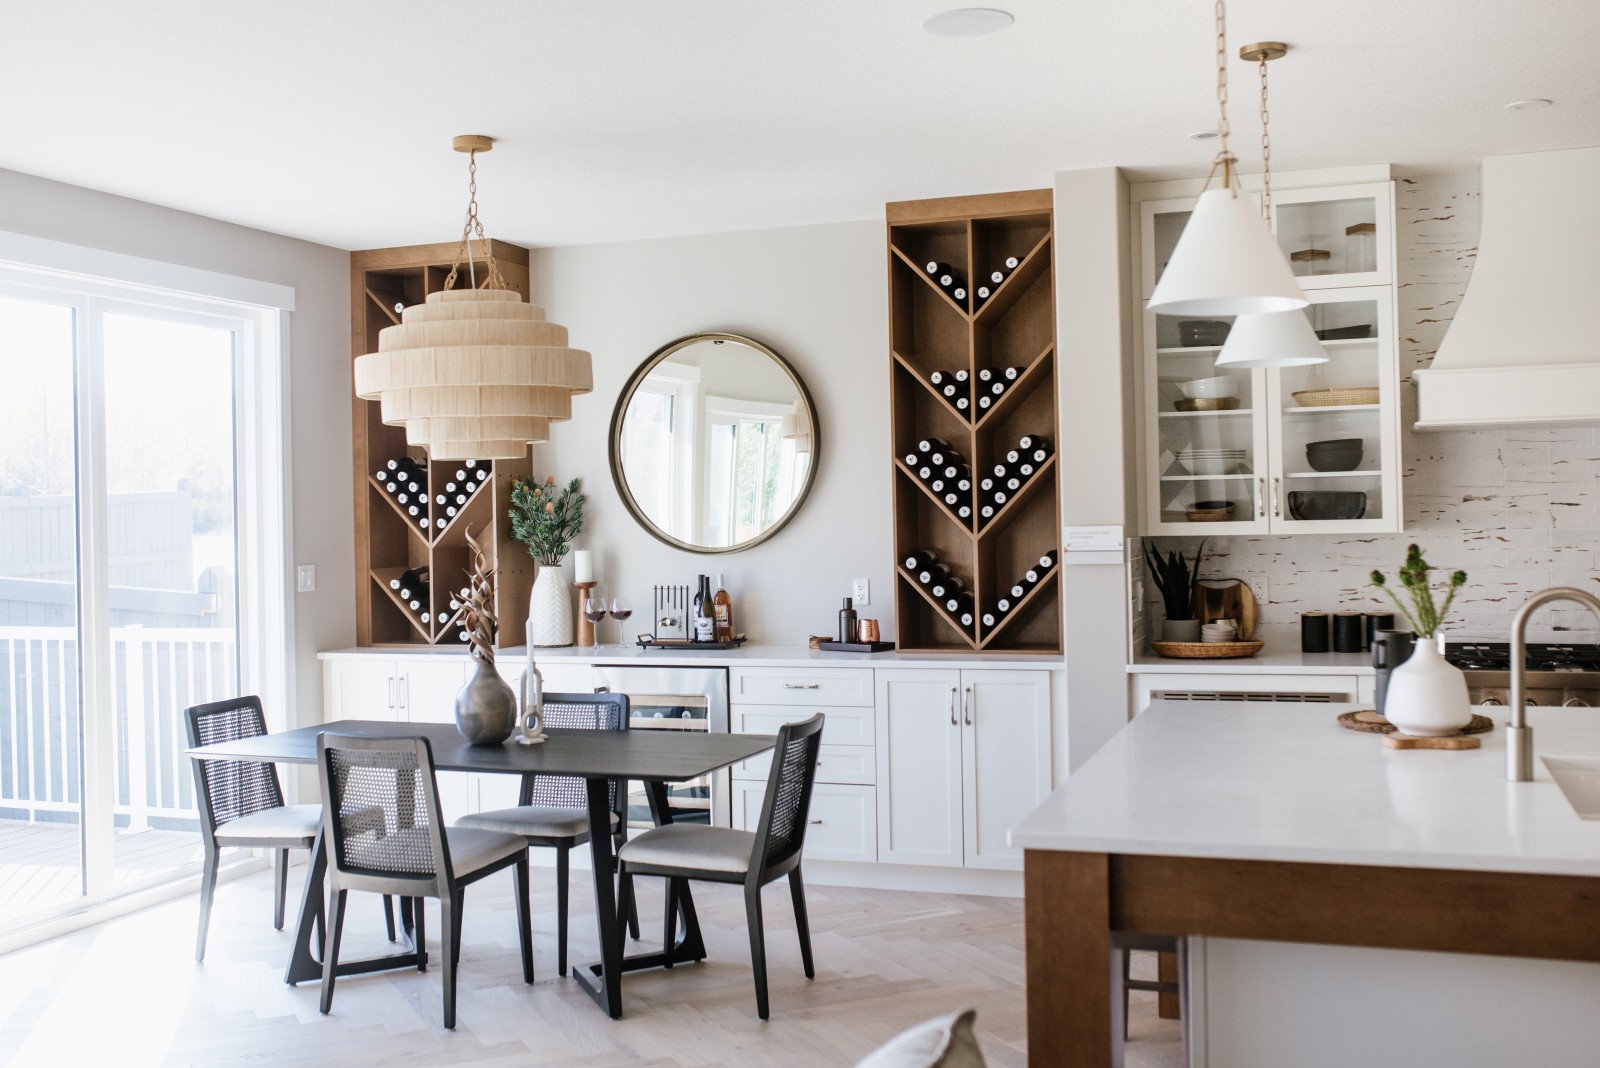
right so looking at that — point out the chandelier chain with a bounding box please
[1211,0,1238,192]
[445,148,508,292]
[1258,53,1272,220]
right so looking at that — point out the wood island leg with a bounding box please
[1025,850,1112,1066]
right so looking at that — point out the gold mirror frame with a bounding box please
[608,331,821,555]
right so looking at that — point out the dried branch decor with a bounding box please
[463,525,498,664]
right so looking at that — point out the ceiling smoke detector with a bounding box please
[922,8,1014,37]
[1189,129,1221,141]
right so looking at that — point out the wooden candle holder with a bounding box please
[573,581,599,647]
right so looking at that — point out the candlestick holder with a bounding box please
[573,581,598,647]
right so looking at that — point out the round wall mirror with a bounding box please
[609,332,819,553]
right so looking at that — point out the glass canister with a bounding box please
[1345,222,1377,274]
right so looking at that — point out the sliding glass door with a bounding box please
[0,284,248,930]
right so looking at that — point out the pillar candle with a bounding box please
[572,549,594,584]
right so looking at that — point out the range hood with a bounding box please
[1413,146,1600,430]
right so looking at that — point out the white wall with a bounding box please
[526,221,892,643]
[0,168,354,728]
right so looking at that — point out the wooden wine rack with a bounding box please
[350,241,534,648]
[886,190,1063,654]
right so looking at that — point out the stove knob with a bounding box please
[1564,697,1592,708]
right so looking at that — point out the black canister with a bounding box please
[1300,612,1330,653]
[1372,630,1417,716]
[1363,612,1396,649]
[1332,612,1365,653]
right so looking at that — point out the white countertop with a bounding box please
[1010,700,1600,878]
[1128,645,1375,675]
[318,643,1065,671]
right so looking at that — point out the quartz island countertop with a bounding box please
[1010,700,1600,878]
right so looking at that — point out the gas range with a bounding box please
[1444,642,1600,707]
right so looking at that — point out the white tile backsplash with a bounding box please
[1142,171,1600,646]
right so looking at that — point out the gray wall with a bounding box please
[0,168,354,726]
[527,221,893,643]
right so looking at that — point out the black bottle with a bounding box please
[839,596,858,644]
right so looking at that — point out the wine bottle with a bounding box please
[929,370,947,386]
[474,468,489,482]
[993,489,1009,506]
[955,395,970,412]
[944,463,968,480]
[930,478,947,494]
[693,575,716,642]
[956,477,972,492]
[925,259,952,277]
[957,503,973,520]
[436,517,447,530]
[979,476,995,493]
[1039,552,1057,570]
[1018,461,1035,478]
[1004,254,1022,270]
[905,550,938,572]
[992,462,1009,478]
[1004,366,1021,381]
[454,468,467,482]
[408,597,422,611]
[997,596,1013,613]
[455,493,468,505]
[385,459,400,472]
[396,492,409,505]
[990,380,1007,396]
[918,465,934,481]
[976,285,992,301]
[1006,476,1021,491]
[977,395,993,411]
[406,504,419,517]
[713,573,734,643]
[943,491,960,506]
[941,382,960,399]
[419,611,432,625]
[938,269,965,291]
[979,503,996,520]
[952,285,967,302]
[1011,582,1027,599]
[977,368,994,383]
[981,611,997,628]
[918,437,952,455]
[1025,567,1043,584]
[954,369,969,383]
[446,505,459,518]
[989,269,1005,284]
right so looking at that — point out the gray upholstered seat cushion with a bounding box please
[339,825,525,877]
[214,803,321,844]
[617,824,756,875]
[444,826,529,876]
[854,1009,985,1068]
[454,805,620,840]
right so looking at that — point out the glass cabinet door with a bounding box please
[1270,182,1393,289]
[1267,287,1400,531]
[1144,310,1268,531]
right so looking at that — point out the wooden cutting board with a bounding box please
[1196,579,1258,641]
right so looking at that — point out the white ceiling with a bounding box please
[2,1,1596,250]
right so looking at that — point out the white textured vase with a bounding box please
[1382,639,1471,737]
[528,563,574,648]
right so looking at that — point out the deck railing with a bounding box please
[0,625,237,832]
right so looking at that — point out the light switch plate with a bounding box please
[296,564,316,593]
[852,579,870,606]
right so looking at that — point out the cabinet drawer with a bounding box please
[730,667,873,707]
[734,704,874,747]
[733,743,874,785]
[733,781,876,863]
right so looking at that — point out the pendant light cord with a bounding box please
[445,148,508,292]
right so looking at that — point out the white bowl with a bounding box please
[1179,376,1239,400]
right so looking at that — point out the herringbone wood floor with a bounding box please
[0,861,1182,1066]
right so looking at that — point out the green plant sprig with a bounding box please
[1369,543,1466,639]
[508,475,585,567]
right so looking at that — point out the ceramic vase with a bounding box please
[1163,618,1201,642]
[1381,639,1471,737]
[528,562,574,647]
[454,660,518,746]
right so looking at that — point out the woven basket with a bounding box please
[1292,387,1380,407]
[1150,639,1264,659]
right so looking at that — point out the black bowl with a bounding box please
[1288,491,1367,521]
[1305,438,1364,472]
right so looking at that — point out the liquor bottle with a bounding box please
[713,574,734,643]
[693,575,716,642]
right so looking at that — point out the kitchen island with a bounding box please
[1012,700,1600,1066]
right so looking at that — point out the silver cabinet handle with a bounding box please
[1272,476,1282,518]
[949,686,958,726]
[963,686,973,725]
[1257,477,1267,519]
[399,675,408,711]
[388,676,396,709]
[808,818,823,825]
[783,683,821,690]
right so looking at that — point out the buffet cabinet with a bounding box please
[1133,181,1405,535]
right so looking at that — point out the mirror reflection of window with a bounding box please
[620,387,677,535]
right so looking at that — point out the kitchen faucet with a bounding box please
[1508,586,1600,781]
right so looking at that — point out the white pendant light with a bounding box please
[1215,308,1327,367]
[1214,43,1327,370]
[1146,7,1306,318]
[353,136,592,461]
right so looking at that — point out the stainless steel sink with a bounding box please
[1541,756,1600,820]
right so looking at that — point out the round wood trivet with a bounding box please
[1336,711,1494,736]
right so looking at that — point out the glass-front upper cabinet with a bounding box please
[1270,182,1394,289]
[1266,287,1400,532]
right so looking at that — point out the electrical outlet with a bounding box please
[296,564,316,593]
[852,579,870,606]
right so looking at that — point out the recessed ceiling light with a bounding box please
[1189,129,1221,141]
[922,8,1014,37]
[1505,98,1553,110]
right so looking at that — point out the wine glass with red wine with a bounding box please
[583,596,609,650]
[609,597,633,649]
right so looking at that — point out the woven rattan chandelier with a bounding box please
[353,135,591,460]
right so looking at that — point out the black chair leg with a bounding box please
[614,831,640,941]
[661,877,678,969]
[319,888,348,1015]
[272,848,288,930]
[556,845,570,977]
[414,898,428,972]
[745,883,770,1020]
[788,869,815,980]
[440,890,464,1030]
[195,847,220,962]
[383,895,396,942]
[513,858,535,984]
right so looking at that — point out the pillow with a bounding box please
[854,1008,986,1068]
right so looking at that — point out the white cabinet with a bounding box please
[875,668,1051,871]
[733,780,877,863]
[1135,184,1403,536]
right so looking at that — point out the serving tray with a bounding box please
[636,635,748,650]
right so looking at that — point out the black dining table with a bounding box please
[187,718,776,1018]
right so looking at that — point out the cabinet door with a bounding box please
[1269,182,1394,289]
[960,670,1051,870]
[399,659,470,725]
[328,658,402,722]
[733,780,877,863]
[874,669,964,868]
